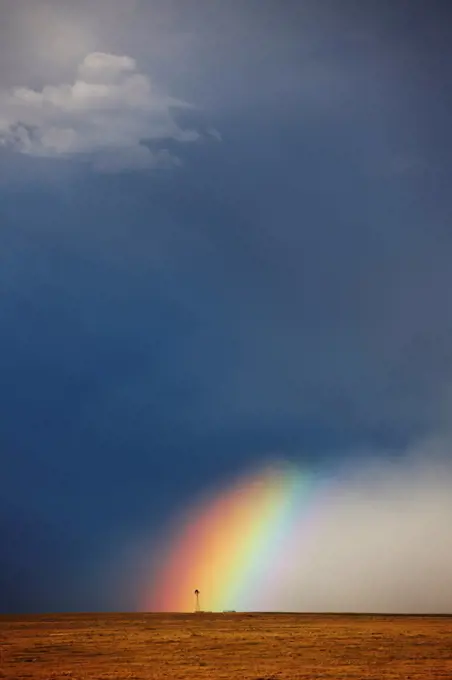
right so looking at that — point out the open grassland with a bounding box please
[1,612,452,679]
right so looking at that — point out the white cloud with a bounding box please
[0,52,201,171]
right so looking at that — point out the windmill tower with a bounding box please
[194,589,200,613]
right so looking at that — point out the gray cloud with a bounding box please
[280,441,452,614]
[0,51,200,171]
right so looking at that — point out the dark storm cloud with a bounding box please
[1,0,452,612]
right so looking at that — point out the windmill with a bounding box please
[194,589,200,613]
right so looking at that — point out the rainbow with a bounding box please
[146,461,323,612]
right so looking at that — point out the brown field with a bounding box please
[1,612,452,680]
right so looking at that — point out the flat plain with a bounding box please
[1,612,452,680]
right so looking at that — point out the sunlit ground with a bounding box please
[1,612,452,679]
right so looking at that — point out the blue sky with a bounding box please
[1,0,452,613]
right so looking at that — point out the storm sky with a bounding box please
[1,0,452,613]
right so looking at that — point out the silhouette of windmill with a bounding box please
[194,589,200,613]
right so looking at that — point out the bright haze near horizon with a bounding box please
[1,0,452,615]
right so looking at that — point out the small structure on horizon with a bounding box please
[194,589,201,613]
